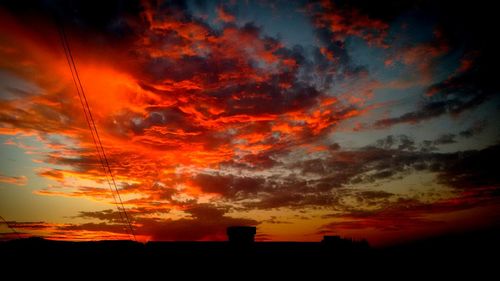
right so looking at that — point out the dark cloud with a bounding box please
[374,135,416,151]
[306,3,375,90]
[372,0,500,128]
[231,137,500,211]
[244,191,340,210]
[433,134,456,145]
[193,173,265,198]
[58,222,127,233]
[0,0,144,47]
[329,142,341,151]
[319,188,500,234]
[7,221,53,230]
[374,60,498,129]
[349,142,500,193]
[209,81,321,117]
[437,144,500,190]
[374,101,450,128]
[184,203,226,220]
[330,0,416,22]
[459,120,487,138]
[74,203,259,241]
[139,216,256,241]
[78,209,124,223]
[357,190,394,201]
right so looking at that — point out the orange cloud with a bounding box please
[0,173,27,186]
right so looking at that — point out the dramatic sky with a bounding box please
[1,0,499,246]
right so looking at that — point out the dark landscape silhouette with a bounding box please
[1,226,498,277]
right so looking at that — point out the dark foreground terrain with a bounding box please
[1,229,498,278]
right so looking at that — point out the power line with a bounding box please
[57,23,136,241]
[0,215,21,240]
[59,25,136,240]
[57,24,127,235]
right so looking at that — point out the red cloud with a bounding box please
[216,6,235,23]
[312,1,389,47]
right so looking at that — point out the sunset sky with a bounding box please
[0,0,499,246]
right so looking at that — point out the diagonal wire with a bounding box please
[57,25,126,231]
[0,215,21,240]
[57,23,136,241]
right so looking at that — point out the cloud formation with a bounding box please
[0,0,499,244]
[0,173,27,185]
